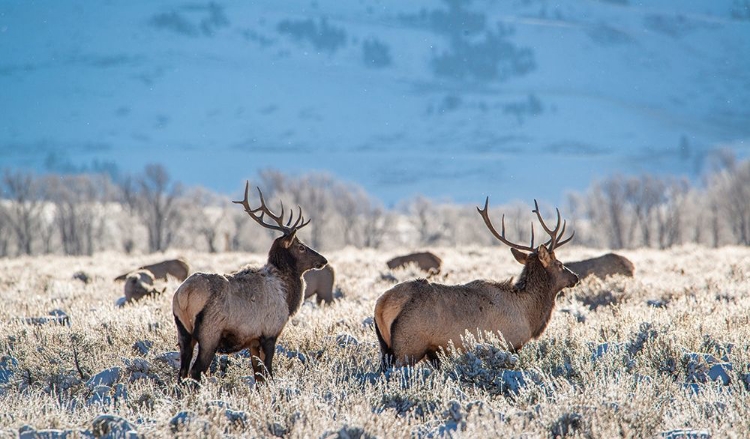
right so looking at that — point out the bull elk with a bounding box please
[374,199,579,368]
[172,183,327,383]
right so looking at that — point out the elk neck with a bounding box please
[513,258,557,338]
[267,239,305,316]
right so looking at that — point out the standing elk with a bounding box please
[374,199,579,368]
[114,258,190,282]
[565,253,634,280]
[386,252,442,274]
[172,183,327,383]
[303,264,336,305]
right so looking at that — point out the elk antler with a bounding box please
[477,197,537,252]
[232,181,310,236]
[477,197,575,253]
[532,199,574,252]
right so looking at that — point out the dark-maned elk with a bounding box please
[565,253,634,280]
[386,252,442,274]
[114,258,190,282]
[303,264,336,305]
[374,199,579,369]
[172,183,327,383]
[123,270,165,303]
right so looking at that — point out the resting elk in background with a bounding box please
[114,258,191,282]
[386,252,442,275]
[565,253,634,280]
[374,199,579,368]
[172,183,327,383]
[123,269,165,303]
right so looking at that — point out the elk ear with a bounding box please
[510,248,528,265]
[537,245,552,267]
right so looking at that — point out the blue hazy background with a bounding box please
[1,0,748,205]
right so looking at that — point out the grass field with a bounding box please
[0,245,749,438]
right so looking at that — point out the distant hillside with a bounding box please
[1,0,748,204]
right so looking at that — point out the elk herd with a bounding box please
[111,181,635,385]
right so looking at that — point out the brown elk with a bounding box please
[114,258,190,282]
[374,199,579,368]
[386,252,442,274]
[303,264,336,305]
[172,183,327,383]
[123,270,165,303]
[565,253,634,280]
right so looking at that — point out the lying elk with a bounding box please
[303,264,336,305]
[123,270,165,303]
[374,199,579,368]
[386,252,442,275]
[172,183,327,382]
[565,253,634,280]
[114,258,190,282]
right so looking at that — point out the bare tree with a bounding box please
[589,176,630,249]
[183,187,227,253]
[286,174,333,250]
[625,175,665,247]
[0,202,9,257]
[0,170,44,255]
[362,203,390,248]
[42,174,111,256]
[133,164,184,252]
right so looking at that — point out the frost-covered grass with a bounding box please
[0,245,749,438]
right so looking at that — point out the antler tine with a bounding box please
[477,197,535,252]
[554,218,575,248]
[530,222,535,249]
[533,199,565,251]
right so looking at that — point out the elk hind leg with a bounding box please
[174,315,196,382]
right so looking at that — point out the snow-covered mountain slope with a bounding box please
[1,0,748,205]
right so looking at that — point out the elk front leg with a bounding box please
[260,335,277,379]
[249,340,265,383]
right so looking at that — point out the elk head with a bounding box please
[233,182,327,273]
[477,198,579,292]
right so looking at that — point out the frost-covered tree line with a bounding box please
[1,153,749,257]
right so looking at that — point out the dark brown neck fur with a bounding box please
[267,238,305,316]
[514,256,557,338]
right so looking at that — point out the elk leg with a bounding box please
[174,315,196,382]
[260,335,277,379]
[249,340,265,383]
[425,350,441,369]
[189,336,219,382]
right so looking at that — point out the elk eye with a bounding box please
[298,245,306,252]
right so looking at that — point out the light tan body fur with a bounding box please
[303,265,335,305]
[375,275,557,366]
[565,253,634,280]
[115,258,190,282]
[387,252,442,274]
[375,198,579,368]
[173,265,290,349]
